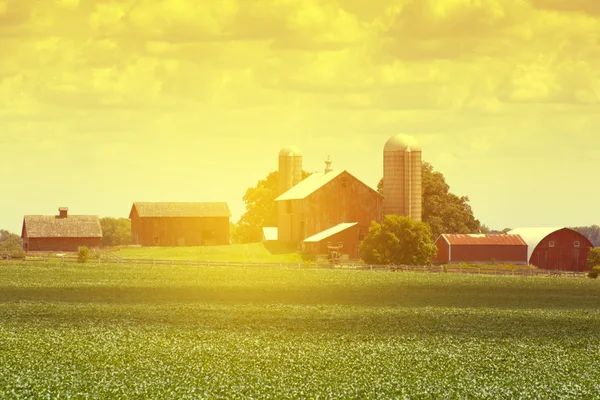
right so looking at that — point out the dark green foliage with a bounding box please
[571,225,600,247]
[0,230,25,258]
[100,218,131,247]
[378,162,480,239]
[359,215,437,265]
[588,248,600,269]
[236,170,310,244]
[588,266,600,279]
[77,246,90,263]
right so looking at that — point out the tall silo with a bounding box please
[383,134,422,221]
[278,146,303,195]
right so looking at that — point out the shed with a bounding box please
[302,222,366,259]
[21,207,102,252]
[129,202,231,246]
[508,227,594,271]
[433,234,528,264]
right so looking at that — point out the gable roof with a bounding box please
[275,170,381,201]
[303,222,358,243]
[22,215,102,238]
[437,234,527,246]
[130,202,231,218]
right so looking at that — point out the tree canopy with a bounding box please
[0,230,25,258]
[100,217,131,247]
[377,161,480,240]
[572,225,600,247]
[359,215,437,265]
[235,170,311,243]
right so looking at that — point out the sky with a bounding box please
[1,0,599,235]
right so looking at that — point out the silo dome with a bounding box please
[384,134,421,152]
[279,146,303,156]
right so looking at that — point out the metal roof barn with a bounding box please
[433,234,528,264]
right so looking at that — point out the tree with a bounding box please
[236,170,310,243]
[0,230,25,258]
[571,225,600,247]
[77,246,90,263]
[359,215,437,265]
[588,248,600,268]
[377,161,480,239]
[100,218,131,247]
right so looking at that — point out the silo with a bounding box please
[383,134,422,221]
[278,146,303,195]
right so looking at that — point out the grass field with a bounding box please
[1,263,599,398]
[109,242,303,262]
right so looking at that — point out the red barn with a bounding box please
[275,160,383,258]
[21,207,102,252]
[508,227,594,271]
[433,234,528,264]
[129,202,231,246]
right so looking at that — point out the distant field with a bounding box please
[0,262,599,398]
[109,242,303,262]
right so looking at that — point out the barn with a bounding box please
[508,227,594,271]
[129,202,231,246]
[432,234,528,264]
[302,222,367,259]
[274,159,383,255]
[21,207,102,252]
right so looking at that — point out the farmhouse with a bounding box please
[21,207,102,252]
[129,202,231,246]
[273,158,382,258]
[433,234,528,265]
[508,227,593,271]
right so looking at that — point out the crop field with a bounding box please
[109,242,303,262]
[1,263,599,398]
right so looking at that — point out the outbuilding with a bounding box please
[432,234,528,264]
[302,222,367,259]
[508,227,594,271]
[21,207,102,252]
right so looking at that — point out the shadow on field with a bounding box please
[1,285,599,310]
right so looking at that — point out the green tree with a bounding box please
[0,230,25,258]
[359,215,437,265]
[236,170,311,243]
[100,217,131,247]
[377,162,480,239]
[77,246,90,263]
[588,248,600,268]
[572,225,600,247]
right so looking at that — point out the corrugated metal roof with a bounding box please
[23,215,102,238]
[275,170,345,201]
[303,222,358,243]
[441,234,527,246]
[262,227,278,242]
[131,202,231,218]
[508,227,563,262]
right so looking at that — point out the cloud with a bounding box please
[530,0,600,15]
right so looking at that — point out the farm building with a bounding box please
[508,227,594,271]
[21,207,102,252]
[274,157,383,253]
[432,234,528,264]
[302,222,367,259]
[129,202,231,246]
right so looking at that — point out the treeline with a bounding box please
[0,230,25,258]
[571,225,600,247]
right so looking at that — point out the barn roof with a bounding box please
[22,215,102,238]
[262,227,278,242]
[507,227,564,262]
[275,170,381,201]
[303,222,358,243]
[130,202,231,218]
[438,234,527,246]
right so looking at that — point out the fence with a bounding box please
[2,254,588,279]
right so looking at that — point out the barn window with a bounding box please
[549,241,555,247]
[341,177,347,189]
[574,241,580,248]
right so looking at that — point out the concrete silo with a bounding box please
[383,134,422,221]
[278,146,303,195]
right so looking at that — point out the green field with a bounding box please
[1,263,599,398]
[109,242,303,262]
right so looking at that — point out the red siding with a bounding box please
[130,209,229,247]
[432,236,449,263]
[25,237,102,252]
[449,244,528,264]
[530,229,593,271]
